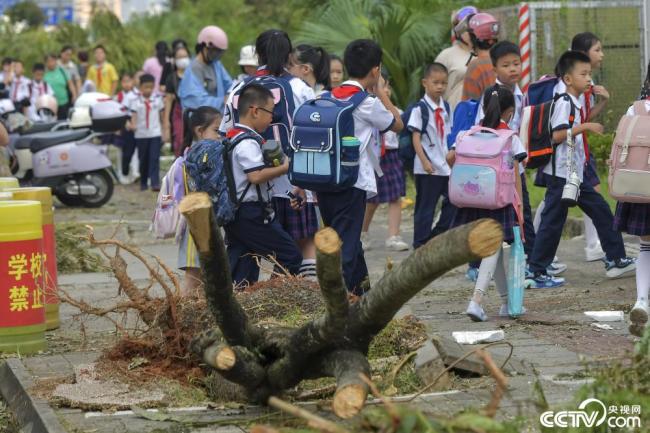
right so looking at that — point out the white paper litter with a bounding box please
[590,323,614,330]
[584,311,624,322]
[452,330,505,345]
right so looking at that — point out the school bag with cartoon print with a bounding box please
[288,87,369,192]
[184,132,264,226]
[449,125,518,210]
[228,72,295,154]
[608,100,650,203]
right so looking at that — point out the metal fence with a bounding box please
[488,1,646,130]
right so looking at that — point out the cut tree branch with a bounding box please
[320,350,370,419]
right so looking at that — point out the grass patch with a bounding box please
[55,223,106,274]
[0,398,18,433]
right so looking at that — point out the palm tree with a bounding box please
[296,0,450,107]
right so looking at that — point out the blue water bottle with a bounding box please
[507,226,525,317]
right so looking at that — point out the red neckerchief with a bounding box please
[117,91,124,104]
[144,98,151,129]
[380,133,386,158]
[331,84,362,99]
[434,107,445,144]
[255,68,270,76]
[496,120,510,130]
[580,85,593,162]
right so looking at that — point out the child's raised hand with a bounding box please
[592,85,609,100]
[584,122,604,135]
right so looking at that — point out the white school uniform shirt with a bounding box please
[129,93,164,139]
[231,124,272,203]
[10,75,31,103]
[336,80,395,196]
[272,75,315,198]
[407,94,452,176]
[115,88,138,108]
[28,80,54,121]
[543,83,585,181]
[370,108,402,160]
[475,79,524,132]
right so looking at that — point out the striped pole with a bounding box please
[518,2,531,92]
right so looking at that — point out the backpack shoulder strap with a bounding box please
[633,100,649,115]
[347,90,368,109]
[553,93,577,126]
[416,99,430,138]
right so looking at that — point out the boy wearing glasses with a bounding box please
[224,83,302,285]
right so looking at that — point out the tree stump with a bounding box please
[179,192,503,418]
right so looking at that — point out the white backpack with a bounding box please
[151,157,186,239]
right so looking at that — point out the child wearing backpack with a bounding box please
[448,85,526,321]
[528,51,635,288]
[614,90,650,337]
[408,63,456,249]
[223,83,302,284]
[173,106,222,295]
[316,39,404,295]
[362,76,408,252]
[223,30,318,280]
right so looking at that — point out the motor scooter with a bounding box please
[6,98,128,207]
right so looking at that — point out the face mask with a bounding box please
[175,57,190,70]
[205,47,224,63]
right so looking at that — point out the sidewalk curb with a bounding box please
[0,359,67,433]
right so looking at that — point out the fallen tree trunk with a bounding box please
[179,192,503,418]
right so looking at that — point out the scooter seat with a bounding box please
[26,129,91,153]
[20,121,62,135]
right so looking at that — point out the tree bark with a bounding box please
[320,350,370,419]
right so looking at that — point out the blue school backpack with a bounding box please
[288,91,368,192]
[447,99,480,149]
[184,132,264,226]
[523,75,558,107]
[230,74,296,154]
[397,99,432,168]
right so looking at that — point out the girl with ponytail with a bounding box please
[448,84,528,323]
[175,106,222,295]
[289,44,331,95]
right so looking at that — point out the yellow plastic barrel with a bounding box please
[0,177,19,191]
[0,200,45,354]
[7,187,59,330]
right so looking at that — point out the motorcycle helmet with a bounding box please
[74,92,111,109]
[69,107,92,128]
[468,12,500,42]
[453,6,478,27]
[36,94,58,120]
[197,25,228,50]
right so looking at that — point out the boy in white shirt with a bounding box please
[28,63,54,122]
[224,83,302,284]
[126,73,164,191]
[409,62,455,249]
[529,51,636,288]
[10,60,31,114]
[317,39,403,295]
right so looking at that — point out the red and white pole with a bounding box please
[518,2,531,92]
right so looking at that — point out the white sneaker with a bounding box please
[466,300,488,322]
[585,242,606,262]
[117,171,130,185]
[361,232,371,251]
[629,301,649,337]
[385,235,409,251]
[605,257,636,279]
[499,304,528,317]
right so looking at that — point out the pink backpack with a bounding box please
[449,126,518,210]
[608,101,650,203]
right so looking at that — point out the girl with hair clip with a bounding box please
[222,29,318,280]
[173,106,222,295]
[289,44,331,95]
[448,84,527,322]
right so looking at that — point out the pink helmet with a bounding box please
[468,12,500,41]
[197,25,228,50]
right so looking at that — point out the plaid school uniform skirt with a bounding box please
[451,205,517,243]
[273,197,320,241]
[367,149,406,204]
[613,202,650,236]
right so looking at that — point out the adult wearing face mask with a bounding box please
[434,6,478,110]
[178,25,232,111]
[163,44,191,156]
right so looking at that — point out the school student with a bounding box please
[528,51,635,288]
[317,39,403,295]
[224,84,302,284]
[448,85,526,321]
[28,63,54,122]
[9,60,30,114]
[175,106,222,295]
[126,73,164,191]
[115,73,140,185]
[329,55,345,89]
[617,93,650,337]
[362,76,408,251]
[289,44,330,95]
[409,63,456,249]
